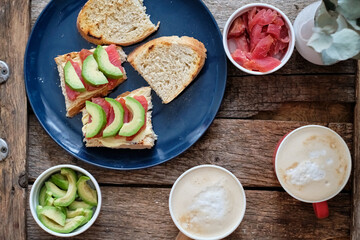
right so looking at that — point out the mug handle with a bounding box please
[312,201,329,219]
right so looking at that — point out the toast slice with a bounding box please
[55,45,127,117]
[128,36,207,104]
[77,0,160,46]
[81,87,157,149]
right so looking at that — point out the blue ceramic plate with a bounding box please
[25,0,227,170]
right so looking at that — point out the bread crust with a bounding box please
[54,46,127,117]
[82,87,157,149]
[128,36,207,103]
[77,0,160,46]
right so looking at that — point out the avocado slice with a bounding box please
[39,186,47,206]
[103,98,124,137]
[66,208,85,218]
[45,181,66,198]
[85,101,107,138]
[37,206,66,227]
[80,209,94,226]
[77,176,98,206]
[51,173,69,190]
[93,45,123,79]
[68,200,93,210]
[64,61,86,92]
[118,97,145,137]
[45,193,55,206]
[54,168,77,207]
[81,55,108,86]
[57,206,67,216]
[38,213,85,234]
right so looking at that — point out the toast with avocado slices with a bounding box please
[54,44,127,117]
[77,0,160,46]
[128,36,207,104]
[81,87,157,149]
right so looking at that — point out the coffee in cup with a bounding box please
[274,125,351,218]
[169,165,246,240]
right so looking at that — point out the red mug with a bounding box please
[273,125,351,219]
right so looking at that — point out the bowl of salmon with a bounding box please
[223,3,295,75]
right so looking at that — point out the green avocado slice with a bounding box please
[85,101,107,138]
[118,97,145,137]
[37,212,85,234]
[54,168,77,207]
[66,208,85,218]
[39,186,47,206]
[93,45,123,79]
[68,201,93,210]
[51,173,69,190]
[64,61,86,92]
[37,206,66,227]
[102,98,124,138]
[80,209,93,226]
[77,176,98,206]
[45,192,55,206]
[45,181,66,198]
[81,55,108,86]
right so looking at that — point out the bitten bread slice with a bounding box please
[54,46,127,117]
[81,87,157,149]
[128,36,207,104]
[77,0,160,46]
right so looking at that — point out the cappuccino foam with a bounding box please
[276,126,351,202]
[170,166,245,239]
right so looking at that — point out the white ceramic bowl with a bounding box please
[223,3,295,75]
[29,164,102,237]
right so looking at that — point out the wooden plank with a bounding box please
[218,75,355,118]
[250,102,353,122]
[30,0,357,76]
[26,186,350,239]
[351,61,360,240]
[0,0,30,239]
[28,117,353,187]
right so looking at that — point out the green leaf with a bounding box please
[337,0,360,20]
[322,28,360,64]
[315,1,338,33]
[307,29,333,52]
[336,15,348,31]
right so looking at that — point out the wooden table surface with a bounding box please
[0,0,359,239]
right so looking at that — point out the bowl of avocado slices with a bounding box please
[29,164,101,237]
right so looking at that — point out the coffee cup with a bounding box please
[273,125,351,218]
[169,165,246,240]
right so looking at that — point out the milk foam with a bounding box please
[286,160,326,185]
[186,185,230,227]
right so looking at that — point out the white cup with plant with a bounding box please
[294,0,360,65]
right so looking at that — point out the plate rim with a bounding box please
[24,0,227,170]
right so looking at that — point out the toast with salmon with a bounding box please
[81,87,157,149]
[128,36,207,104]
[77,0,160,46]
[54,44,127,117]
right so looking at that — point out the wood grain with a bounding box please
[0,0,30,239]
[351,61,360,240]
[219,75,355,118]
[26,186,350,240]
[28,117,353,188]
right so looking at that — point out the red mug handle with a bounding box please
[312,201,329,219]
